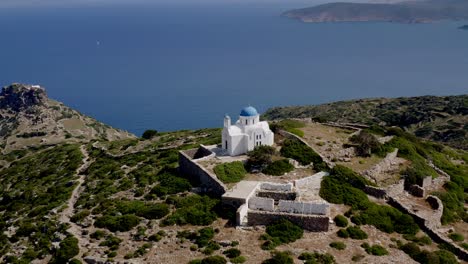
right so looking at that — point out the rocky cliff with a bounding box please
[0,83,135,152]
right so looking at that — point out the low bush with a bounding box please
[150,173,192,197]
[361,243,388,256]
[337,229,349,238]
[70,210,90,223]
[263,159,294,176]
[99,235,122,250]
[329,241,346,250]
[94,214,140,232]
[53,236,79,263]
[142,129,158,140]
[333,215,348,227]
[448,232,464,242]
[230,256,246,263]
[214,162,247,184]
[280,139,327,169]
[261,219,303,250]
[298,251,336,264]
[400,242,458,264]
[193,255,227,264]
[90,230,107,240]
[162,195,219,226]
[346,226,368,240]
[223,248,241,258]
[402,234,432,245]
[246,146,277,170]
[263,251,294,264]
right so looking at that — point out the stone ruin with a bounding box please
[224,181,330,232]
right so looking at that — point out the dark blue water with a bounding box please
[0,3,467,135]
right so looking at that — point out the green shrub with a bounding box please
[330,241,346,250]
[223,248,241,258]
[333,215,348,227]
[231,256,246,263]
[280,139,327,169]
[70,210,90,223]
[361,243,388,256]
[299,251,336,264]
[448,232,464,242]
[261,219,303,250]
[402,234,432,245]
[162,195,218,226]
[151,173,192,197]
[142,130,158,140]
[54,236,79,263]
[99,235,122,249]
[94,214,140,232]
[200,255,227,264]
[263,251,294,264]
[246,145,277,170]
[337,229,349,238]
[350,130,386,157]
[346,226,368,240]
[90,230,107,240]
[263,159,294,176]
[213,162,247,183]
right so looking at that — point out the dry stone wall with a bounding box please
[178,148,226,197]
[247,211,329,232]
[388,196,468,261]
[278,200,328,215]
[363,185,387,199]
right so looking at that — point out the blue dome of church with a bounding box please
[240,106,258,117]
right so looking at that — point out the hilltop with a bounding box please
[0,83,134,153]
[263,95,468,150]
[283,0,468,23]
[0,84,466,264]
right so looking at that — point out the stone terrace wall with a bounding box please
[278,200,328,215]
[179,149,226,197]
[248,197,275,211]
[363,185,387,199]
[388,197,468,261]
[247,210,329,232]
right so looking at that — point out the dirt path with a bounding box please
[58,144,92,259]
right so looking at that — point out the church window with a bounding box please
[245,120,248,125]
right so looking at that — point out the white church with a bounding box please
[222,106,274,156]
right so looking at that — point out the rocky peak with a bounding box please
[0,83,47,112]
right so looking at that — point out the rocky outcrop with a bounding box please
[0,84,46,112]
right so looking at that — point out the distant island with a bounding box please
[460,25,468,30]
[283,0,468,23]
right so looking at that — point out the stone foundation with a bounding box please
[247,210,329,232]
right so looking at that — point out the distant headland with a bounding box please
[460,25,468,30]
[283,0,468,24]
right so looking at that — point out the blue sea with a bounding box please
[0,2,467,135]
